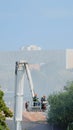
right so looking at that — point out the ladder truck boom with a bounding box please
[14,60,35,130]
[25,63,35,98]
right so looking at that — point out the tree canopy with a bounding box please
[47,81,73,129]
[0,89,13,130]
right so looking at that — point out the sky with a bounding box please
[0,0,73,51]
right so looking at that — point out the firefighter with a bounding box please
[25,101,29,111]
[41,95,46,111]
[33,94,39,106]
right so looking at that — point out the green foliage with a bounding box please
[47,81,73,129]
[69,123,73,130]
[0,89,13,130]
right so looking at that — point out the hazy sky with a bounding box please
[0,0,73,50]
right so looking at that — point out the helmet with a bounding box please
[43,95,46,98]
[35,94,37,96]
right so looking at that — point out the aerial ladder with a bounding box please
[14,60,47,130]
[14,60,41,130]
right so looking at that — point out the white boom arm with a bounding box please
[25,63,35,98]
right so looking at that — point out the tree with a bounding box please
[47,81,73,130]
[0,89,13,130]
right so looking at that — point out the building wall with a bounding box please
[66,49,73,69]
